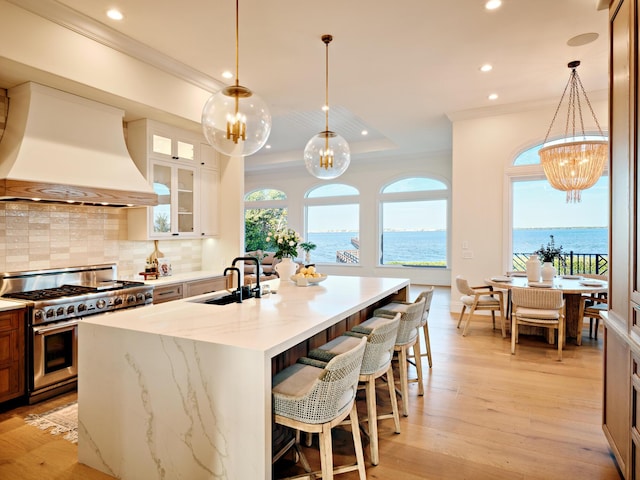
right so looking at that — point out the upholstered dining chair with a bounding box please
[272,336,367,480]
[579,274,608,343]
[511,287,565,361]
[304,312,401,466]
[455,276,506,337]
[364,297,426,417]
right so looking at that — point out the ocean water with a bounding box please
[306,228,608,264]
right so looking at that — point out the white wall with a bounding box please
[449,96,608,312]
[245,152,453,286]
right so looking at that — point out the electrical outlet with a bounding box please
[462,251,474,259]
[462,240,469,249]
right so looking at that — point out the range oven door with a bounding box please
[31,319,78,391]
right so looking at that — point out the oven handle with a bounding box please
[32,319,80,335]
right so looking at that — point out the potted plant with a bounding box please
[533,235,565,281]
[299,241,317,264]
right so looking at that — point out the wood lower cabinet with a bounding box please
[184,277,228,298]
[0,308,26,403]
[152,276,229,304]
[153,283,184,304]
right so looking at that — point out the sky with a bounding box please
[513,177,608,229]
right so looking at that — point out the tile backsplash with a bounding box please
[0,203,202,279]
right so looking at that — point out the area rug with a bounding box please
[24,401,78,444]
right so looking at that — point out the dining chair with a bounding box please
[455,276,506,337]
[579,274,608,342]
[272,336,367,480]
[510,287,565,361]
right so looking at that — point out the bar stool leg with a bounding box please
[366,376,380,466]
[386,365,401,434]
[398,346,410,416]
[412,339,425,396]
[423,323,433,368]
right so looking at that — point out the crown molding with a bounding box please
[6,0,224,94]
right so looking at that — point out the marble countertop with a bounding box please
[0,299,26,312]
[82,275,409,358]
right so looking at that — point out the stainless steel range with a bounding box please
[0,264,153,403]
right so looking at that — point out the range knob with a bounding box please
[46,309,55,318]
[127,295,136,304]
[136,293,144,302]
[144,292,153,300]
[34,310,44,321]
[56,307,65,316]
[114,297,123,306]
[77,303,87,312]
[96,299,106,309]
[67,305,75,315]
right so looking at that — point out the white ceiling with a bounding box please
[0,0,609,172]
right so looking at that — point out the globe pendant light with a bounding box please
[538,61,607,203]
[304,34,350,179]
[201,0,271,157]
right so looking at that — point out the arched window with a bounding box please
[379,177,449,267]
[304,184,360,264]
[509,137,609,274]
[244,188,288,252]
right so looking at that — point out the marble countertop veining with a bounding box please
[81,275,409,358]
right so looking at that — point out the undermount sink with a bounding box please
[204,293,240,306]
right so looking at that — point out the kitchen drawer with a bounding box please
[185,276,229,298]
[153,283,183,304]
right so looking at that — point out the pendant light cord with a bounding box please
[325,37,329,132]
[235,0,240,88]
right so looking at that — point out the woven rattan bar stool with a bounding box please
[303,312,401,466]
[354,297,425,417]
[272,336,367,480]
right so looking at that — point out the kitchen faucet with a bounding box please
[223,266,243,303]
[231,256,262,298]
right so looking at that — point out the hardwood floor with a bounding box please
[0,287,622,479]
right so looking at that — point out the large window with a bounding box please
[244,188,287,252]
[510,137,609,274]
[379,177,448,267]
[305,184,360,264]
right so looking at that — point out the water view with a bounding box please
[306,227,608,264]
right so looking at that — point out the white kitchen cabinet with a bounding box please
[199,143,220,237]
[127,119,218,240]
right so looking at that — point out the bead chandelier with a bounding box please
[201,0,271,156]
[303,34,350,179]
[538,60,607,203]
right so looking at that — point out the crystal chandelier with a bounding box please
[201,0,271,156]
[303,35,350,179]
[538,60,607,203]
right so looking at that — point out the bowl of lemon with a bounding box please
[291,266,327,286]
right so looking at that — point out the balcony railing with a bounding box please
[513,251,608,276]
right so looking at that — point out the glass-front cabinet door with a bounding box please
[177,167,194,233]
[152,163,172,234]
[150,161,196,237]
[151,132,196,162]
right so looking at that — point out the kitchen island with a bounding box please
[77,275,409,479]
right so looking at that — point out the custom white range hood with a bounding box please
[0,82,157,207]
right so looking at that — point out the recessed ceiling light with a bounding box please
[106,9,123,20]
[361,130,368,136]
[265,144,271,149]
[222,71,233,79]
[488,93,498,100]
[480,64,493,72]
[567,32,599,47]
[485,0,502,10]
[322,105,329,112]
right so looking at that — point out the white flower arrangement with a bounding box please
[266,227,302,259]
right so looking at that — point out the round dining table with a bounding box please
[485,275,608,344]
